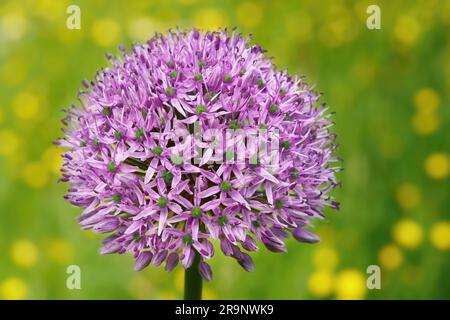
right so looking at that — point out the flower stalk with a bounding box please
[184,253,202,300]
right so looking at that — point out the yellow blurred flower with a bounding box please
[424,153,449,180]
[128,17,162,43]
[353,0,375,23]
[334,269,366,300]
[10,240,39,268]
[392,219,423,249]
[313,246,339,271]
[34,0,66,21]
[175,269,184,292]
[319,20,349,48]
[0,277,28,300]
[236,2,263,28]
[414,0,439,31]
[393,15,421,47]
[194,8,228,30]
[441,0,450,25]
[91,18,121,47]
[285,12,312,43]
[413,88,440,114]
[159,291,178,299]
[128,274,153,299]
[177,0,197,4]
[0,56,28,85]
[12,92,41,121]
[22,162,49,188]
[0,129,21,157]
[46,239,74,264]
[378,244,403,271]
[395,183,421,210]
[0,11,28,41]
[319,7,357,48]
[308,270,334,297]
[41,146,62,175]
[203,287,217,300]
[411,112,440,135]
[430,221,450,250]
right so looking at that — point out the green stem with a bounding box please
[184,253,202,300]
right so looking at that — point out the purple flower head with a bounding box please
[58,29,340,280]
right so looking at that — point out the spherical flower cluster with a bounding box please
[58,29,340,280]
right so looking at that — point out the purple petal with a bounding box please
[200,199,221,211]
[242,235,258,251]
[229,190,247,205]
[198,261,213,281]
[259,168,279,183]
[220,239,233,256]
[158,207,168,236]
[171,173,182,189]
[193,240,214,258]
[165,252,179,272]
[99,241,122,254]
[181,115,198,124]
[206,221,220,239]
[152,250,168,266]
[93,218,119,233]
[144,158,159,184]
[200,148,213,166]
[171,99,187,117]
[191,218,199,241]
[173,195,193,209]
[181,245,194,268]
[292,228,320,244]
[237,253,255,272]
[168,202,183,214]
[198,186,220,198]
[134,251,153,271]
[264,183,273,205]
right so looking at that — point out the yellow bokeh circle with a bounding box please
[41,146,62,175]
[393,15,421,47]
[22,162,50,188]
[46,239,75,264]
[10,239,39,268]
[0,129,21,157]
[392,219,423,249]
[411,112,439,135]
[236,2,263,28]
[395,183,421,210]
[91,18,121,47]
[430,221,450,250]
[308,270,334,297]
[334,269,366,300]
[0,277,28,300]
[313,247,339,271]
[424,153,449,180]
[378,244,403,270]
[12,92,41,121]
[194,8,228,30]
[413,88,440,114]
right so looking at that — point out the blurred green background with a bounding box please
[0,0,449,300]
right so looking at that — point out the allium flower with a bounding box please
[57,29,340,282]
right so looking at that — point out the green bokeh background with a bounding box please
[1,0,449,300]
